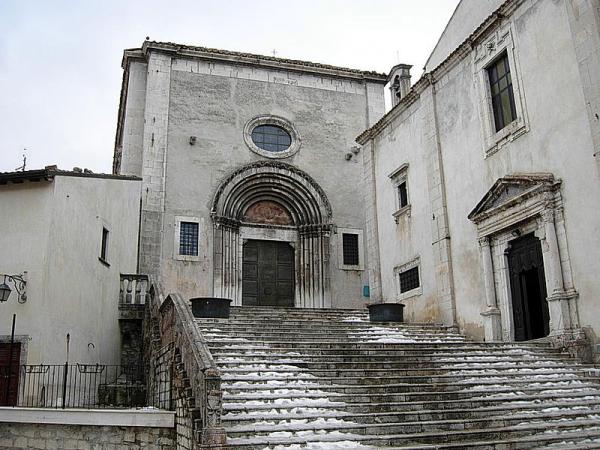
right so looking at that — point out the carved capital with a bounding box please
[540,208,555,224]
[478,236,490,247]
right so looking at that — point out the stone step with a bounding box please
[222,384,600,404]
[221,371,598,386]
[223,389,600,414]
[213,353,573,364]
[202,331,469,344]
[206,341,554,351]
[197,318,445,329]
[223,408,600,436]
[221,378,598,396]
[219,361,578,377]
[208,345,565,356]
[200,330,466,340]
[198,323,454,332]
[221,399,600,425]
[223,418,600,448]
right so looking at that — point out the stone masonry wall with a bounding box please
[0,422,175,449]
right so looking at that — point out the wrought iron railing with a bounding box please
[0,363,171,409]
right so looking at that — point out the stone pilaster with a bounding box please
[421,82,457,327]
[139,52,172,277]
[478,236,502,341]
[361,140,383,302]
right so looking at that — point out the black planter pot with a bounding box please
[190,297,232,319]
[367,303,405,323]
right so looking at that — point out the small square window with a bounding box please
[100,227,109,261]
[179,222,199,256]
[342,233,359,266]
[399,266,420,293]
[487,52,517,132]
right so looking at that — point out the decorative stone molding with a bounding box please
[473,21,529,156]
[243,115,302,159]
[469,173,581,345]
[211,161,333,308]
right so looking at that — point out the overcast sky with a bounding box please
[0,0,460,174]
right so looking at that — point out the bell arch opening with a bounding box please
[211,161,333,308]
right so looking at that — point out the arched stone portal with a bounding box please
[211,161,333,308]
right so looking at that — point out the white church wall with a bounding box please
[370,99,444,324]
[118,46,387,309]
[0,174,141,365]
[366,0,600,342]
[154,57,385,308]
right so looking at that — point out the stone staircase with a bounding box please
[195,306,600,449]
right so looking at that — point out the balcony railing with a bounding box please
[119,274,149,305]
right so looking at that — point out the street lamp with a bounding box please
[0,273,27,303]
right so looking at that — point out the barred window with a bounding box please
[399,266,420,293]
[488,52,517,132]
[179,222,199,256]
[342,233,360,266]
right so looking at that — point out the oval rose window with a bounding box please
[251,125,292,153]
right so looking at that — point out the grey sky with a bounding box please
[0,0,460,174]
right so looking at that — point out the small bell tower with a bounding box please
[388,64,412,107]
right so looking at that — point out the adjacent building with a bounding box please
[0,168,141,369]
[358,0,600,353]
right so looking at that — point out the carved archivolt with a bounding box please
[211,160,332,227]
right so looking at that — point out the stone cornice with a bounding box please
[122,41,388,83]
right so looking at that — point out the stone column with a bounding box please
[478,236,502,341]
[540,209,571,334]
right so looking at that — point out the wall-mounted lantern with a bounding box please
[0,273,27,303]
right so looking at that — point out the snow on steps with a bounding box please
[195,306,600,449]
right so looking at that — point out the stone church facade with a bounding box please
[358,0,600,351]
[113,41,387,309]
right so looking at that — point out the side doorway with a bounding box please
[507,234,550,341]
[0,342,21,406]
[242,240,295,307]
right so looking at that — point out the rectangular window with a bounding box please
[179,222,199,256]
[100,227,109,262]
[488,52,517,132]
[399,266,420,293]
[398,181,408,208]
[342,233,359,266]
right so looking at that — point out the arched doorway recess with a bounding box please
[211,161,333,308]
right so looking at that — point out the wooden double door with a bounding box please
[507,234,550,341]
[0,342,21,406]
[242,240,295,307]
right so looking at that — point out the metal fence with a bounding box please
[0,363,171,409]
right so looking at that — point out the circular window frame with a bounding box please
[243,115,301,159]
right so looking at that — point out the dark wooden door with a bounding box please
[0,342,21,406]
[242,240,295,307]
[508,234,549,341]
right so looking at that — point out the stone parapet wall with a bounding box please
[0,407,175,450]
[0,422,175,449]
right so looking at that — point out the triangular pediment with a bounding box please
[468,173,558,222]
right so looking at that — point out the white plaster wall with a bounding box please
[0,175,141,364]
[153,58,385,308]
[370,99,442,324]
[425,0,504,71]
